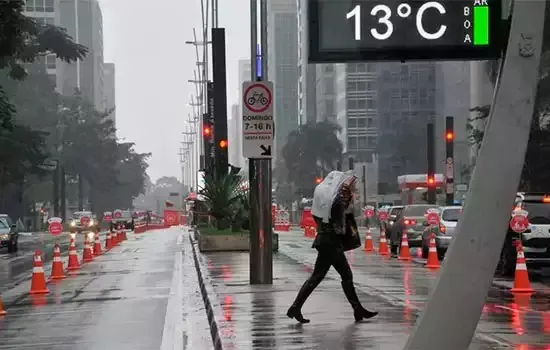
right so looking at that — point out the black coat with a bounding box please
[312,195,361,253]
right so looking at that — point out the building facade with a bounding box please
[268,0,299,159]
[228,104,240,168]
[56,0,105,111]
[235,59,251,169]
[103,62,116,125]
[297,0,316,125]
[23,0,57,82]
[334,63,379,163]
[315,64,336,122]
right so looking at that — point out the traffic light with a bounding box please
[203,125,212,137]
[427,175,435,186]
[219,139,227,148]
[446,131,454,141]
[315,177,322,184]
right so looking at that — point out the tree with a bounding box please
[281,121,343,197]
[0,0,87,129]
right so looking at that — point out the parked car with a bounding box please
[421,206,462,259]
[390,204,439,254]
[0,214,19,253]
[496,193,550,277]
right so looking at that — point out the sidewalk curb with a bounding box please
[188,233,224,350]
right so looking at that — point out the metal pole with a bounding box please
[249,0,273,285]
[426,123,436,204]
[405,1,546,348]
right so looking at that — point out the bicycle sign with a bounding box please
[243,82,272,114]
[242,81,274,159]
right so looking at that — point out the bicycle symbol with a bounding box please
[247,91,269,106]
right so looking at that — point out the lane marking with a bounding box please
[160,251,184,350]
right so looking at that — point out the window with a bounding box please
[45,0,54,11]
[366,118,374,128]
[26,0,34,11]
[348,118,358,128]
[357,81,367,91]
[46,55,56,69]
[357,118,366,128]
[348,99,357,109]
[35,0,44,12]
[346,64,357,73]
[357,64,367,72]
[347,81,356,91]
[357,99,366,109]
[348,136,358,149]
[366,99,376,109]
[358,136,368,149]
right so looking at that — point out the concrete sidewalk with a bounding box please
[192,240,502,349]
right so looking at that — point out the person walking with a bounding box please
[287,171,378,323]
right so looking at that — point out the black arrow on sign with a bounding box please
[260,145,271,156]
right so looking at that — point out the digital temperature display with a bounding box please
[308,0,502,62]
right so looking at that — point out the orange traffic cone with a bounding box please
[29,251,49,294]
[122,230,127,240]
[49,244,66,280]
[93,231,102,256]
[67,236,80,271]
[425,233,440,269]
[398,232,412,261]
[511,244,534,294]
[378,231,390,256]
[105,232,112,250]
[82,235,94,263]
[0,294,6,315]
[363,229,374,252]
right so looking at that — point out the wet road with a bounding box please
[0,232,111,293]
[273,229,550,348]
[0,227,208,349]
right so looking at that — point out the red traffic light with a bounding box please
[446,132,454,141]
[203,126,212,137]
[315,177,322,184]
[219,139,227,148]
[427,176,435,186]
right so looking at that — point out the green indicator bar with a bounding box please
[473,6,489,46]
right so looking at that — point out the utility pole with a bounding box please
[248,0,273,285]
[426,123,436,204]
[212,28,228,179]
[445,116,455,205]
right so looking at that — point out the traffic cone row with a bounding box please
[363,229,374,252]
[378,230,390,256]
[425,233,440,269]
[511,243,534,294]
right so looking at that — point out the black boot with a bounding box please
[341,280,378,322]
[287,279,317,323]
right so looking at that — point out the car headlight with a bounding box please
[70,221,76,227]
[389,221,394,225]
[88,220,94,227]
[0,234,9,240]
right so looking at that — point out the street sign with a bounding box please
[426,208,440,226]
[308,0,502,63]
[364,206,375,218]
[114,210,122,219]
[510,210,529,233]
[47,217,63,236]
[242,81,274,159]
[103,211,112,223]
[378,210,389,221]
[80,215,90,226]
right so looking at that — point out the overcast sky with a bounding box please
[98,0,250,182]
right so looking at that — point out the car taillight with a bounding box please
[404,219,416,226]
[439,224,446,233]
